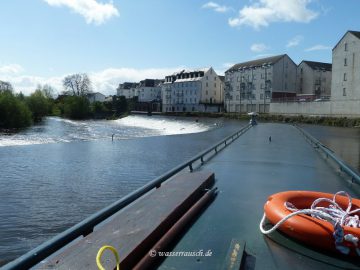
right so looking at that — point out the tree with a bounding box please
[63,96,90,119]
[0,91,32,128]
[26,90,49,122]
[0,80,14,93]
[36,84,55,99]
[63,73,92,96]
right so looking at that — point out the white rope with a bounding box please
[259,191,360,255]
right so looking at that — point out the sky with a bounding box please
[0,0,359,95]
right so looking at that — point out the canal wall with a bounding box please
[270,99,360,117]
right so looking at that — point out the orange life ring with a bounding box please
[264,191,360,255]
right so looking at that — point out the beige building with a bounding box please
[297,61,332,98]
[225,54,297,113]
[162,67,224,112]
[331,30,360,101]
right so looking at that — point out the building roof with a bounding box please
[301,60,332,71]
[226,54,286,72]
[349,30,360,39]
[169,68,209,77]
[333,30,360,50]
[218,75,225,82]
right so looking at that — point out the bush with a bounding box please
[63,96,90,119]
[0,91,32,129]
[26,90,49,122]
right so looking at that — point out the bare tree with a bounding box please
[63,73,92,96]
[36,84,56,99]
[0,80,14,93]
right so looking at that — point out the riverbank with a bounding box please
[160,112,360,128]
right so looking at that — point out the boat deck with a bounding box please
[159,123,360,270]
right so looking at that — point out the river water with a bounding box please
[300,124,360,173]
[1,117,360,265]
[0,116,243,265]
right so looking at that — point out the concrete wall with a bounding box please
[270,100,360,117]
[273,55,297,93]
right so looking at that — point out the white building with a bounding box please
[225,54,297,113]
[86,92,106,103]
[116,82,140,99]
[162,67,224,112]
[297,61,332,98]
[331,30,360,101]
[138,79,163,102]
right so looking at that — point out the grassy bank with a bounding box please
[161,112,360,128]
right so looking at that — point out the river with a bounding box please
[300,124,360,173]
[0,115,243,265]
[1,117,360,265]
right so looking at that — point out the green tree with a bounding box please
[63,96,90,119]
[26,90,49,122]
[0,91,32,129]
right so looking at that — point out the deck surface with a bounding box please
[38,171,214,270]
[159,123,360,270]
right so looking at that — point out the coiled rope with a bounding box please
[259,191,360,255]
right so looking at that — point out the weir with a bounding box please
[2,122,360,270]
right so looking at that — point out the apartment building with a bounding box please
[297,61,332,98]
[162,67,224,112]
[331,30,360,101]
[225,54,297,113]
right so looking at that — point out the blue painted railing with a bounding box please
[2,123,252,270]
[295,125,360,186]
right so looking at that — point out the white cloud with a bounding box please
[229,0,318,29]
[250,43,269,52]
[0,64,24,74]
[305,44,332,51]
[286,35,303,48]
[3,67,183,96]
[202,2,232,13]
[43,0,119,25]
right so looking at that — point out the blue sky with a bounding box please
[0,0,359,95]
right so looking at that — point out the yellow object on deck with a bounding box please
[96,245,120,270]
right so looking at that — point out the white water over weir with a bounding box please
[0,115,218,147]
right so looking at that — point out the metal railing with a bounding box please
[2,123,252,270]
[295,125,360,186]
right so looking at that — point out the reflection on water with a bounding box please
[300,124,360,172]
[0,115,243,265]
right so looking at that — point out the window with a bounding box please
[214,77,217,81]
[344,58,347,66]
[237,77,240,82]
[345,43,348,51]
[261,83,264,89]
[206,82,208,87]
[236,95,240,100]
[343,88,346,96]
[206,90,208,95]
[214,91,216,95]
[344,73,347,81]
[206,76,208,80]
[260,93,264,99]
[214,83,216,88]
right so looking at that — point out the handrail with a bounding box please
[294,125,360,186]
[2,123,252,270]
